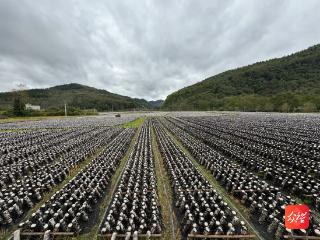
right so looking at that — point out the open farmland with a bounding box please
[0,112,319,240]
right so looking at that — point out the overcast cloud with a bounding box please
[0,0,320,100]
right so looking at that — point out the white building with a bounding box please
[25,103,41,111]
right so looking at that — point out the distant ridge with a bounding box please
[148,100,164,108]
[0,83,154,111]
[163,44,320,112]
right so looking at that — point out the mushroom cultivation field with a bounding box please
[1,113,320,240]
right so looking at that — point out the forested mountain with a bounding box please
[0,83,152,111]
[163,44,320,112]
[148,100,164,108]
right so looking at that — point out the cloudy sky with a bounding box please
[0,0,320,100]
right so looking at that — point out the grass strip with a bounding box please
[119,117,145,128]
[0,116,69,124]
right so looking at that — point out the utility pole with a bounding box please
[64,102,67,117]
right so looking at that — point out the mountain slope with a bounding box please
[148,100,164,108]
[163,44,320,112]
[0,83,151,111]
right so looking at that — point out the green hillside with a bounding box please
[163,44,320,112]
[148,100,164,109]
[0,83,151,111]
